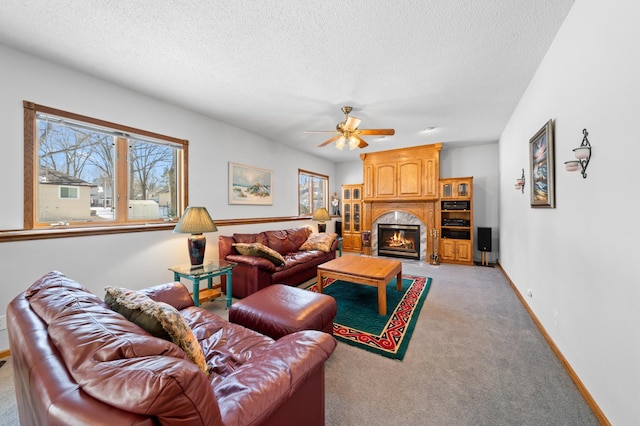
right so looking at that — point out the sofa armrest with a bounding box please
[138,282,195,310]
[225,254,278,272]
[266,331,337,390]
[218,235,236,259]
[215,330,336,425]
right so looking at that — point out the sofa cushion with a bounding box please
[300,232,338,253]
[286,227,313,251]
[105,286,210,375]
[264,230,291,255]
[233,242,285,266]
[233,232,268,246]
[26,273,185,361]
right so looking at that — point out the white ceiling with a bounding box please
[0,0,575,162]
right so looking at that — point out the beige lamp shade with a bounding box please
[173,207,217,266]
[312,207,331,222]
[173,207,217,234]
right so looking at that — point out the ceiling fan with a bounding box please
[305,106,395,150]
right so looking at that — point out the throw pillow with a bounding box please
[299,233,337,253]
[232,242,286,266]
[104,286,210,375]
[104,288,171,340]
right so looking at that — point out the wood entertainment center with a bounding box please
[340,143,475,266]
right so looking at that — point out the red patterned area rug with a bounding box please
[307,275,431,360]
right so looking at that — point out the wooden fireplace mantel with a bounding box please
[367,201,436,229]
[360,143,441,257]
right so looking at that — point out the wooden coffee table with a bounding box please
[317,256,402,315]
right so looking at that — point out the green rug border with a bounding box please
[308,274,432,360]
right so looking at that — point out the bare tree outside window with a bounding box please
[298,170,328,216]
[26,101,186,228]
[128,140,177,219]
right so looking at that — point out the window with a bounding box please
[298,169,328,215]
[24,101,188,229]
[59,186,79,199]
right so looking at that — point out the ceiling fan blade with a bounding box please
[343,116,362,131]
[357,129,395,136]
[355,135,369,149]
[304,130,338,134]
[317,135,340,147]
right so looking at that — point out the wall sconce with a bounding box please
[515,168,525,193]
[564,128,592,178]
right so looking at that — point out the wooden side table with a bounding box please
[169,260,236,308]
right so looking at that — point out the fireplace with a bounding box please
[377,224,420,260]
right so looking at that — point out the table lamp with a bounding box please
[312,207,331,233]
[173,206,218,265]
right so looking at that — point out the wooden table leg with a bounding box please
[396,269,402,291]
[378,280,387,316]
[317,270,324,293]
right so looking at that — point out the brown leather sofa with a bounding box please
[219,227,338,299]
[7,271,337,426]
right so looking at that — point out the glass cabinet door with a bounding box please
[343,189,351,200]
[442,184,452,197]
[353,188,360,199]
[344,203,351,231]
[353,204,360,232]
[458,183,468,197]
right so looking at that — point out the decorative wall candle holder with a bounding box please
[564,128,592,178]
[515,168,525,193]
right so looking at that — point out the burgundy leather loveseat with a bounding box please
[7,271,337,426]
[219,227,338,299]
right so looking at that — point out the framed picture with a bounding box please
[229,162,273,205]
[529,119,555,208]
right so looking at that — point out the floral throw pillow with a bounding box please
[104,286,210,375]
[232,242,286,265]
[299,233,337,253]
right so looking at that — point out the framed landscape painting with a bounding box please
[229,162,273,205]
[529,119,555,208]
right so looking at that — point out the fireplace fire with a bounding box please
[377,224,420,259]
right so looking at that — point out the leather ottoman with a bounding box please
[229,284,337,339]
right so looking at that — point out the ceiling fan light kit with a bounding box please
[306,106,395,150]
[335,134,361,151]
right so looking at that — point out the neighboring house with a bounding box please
[150,186,171,207]
[90,180,113,208]
[149,186,173,218]
[38,168,96,223]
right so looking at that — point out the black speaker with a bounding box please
[477,227,492,252]
[335,220,342,237]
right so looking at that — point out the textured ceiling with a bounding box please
[0,0,575,162]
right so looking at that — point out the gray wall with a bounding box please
[499,0,638,423]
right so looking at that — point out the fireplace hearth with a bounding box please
[377,224,420,260]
